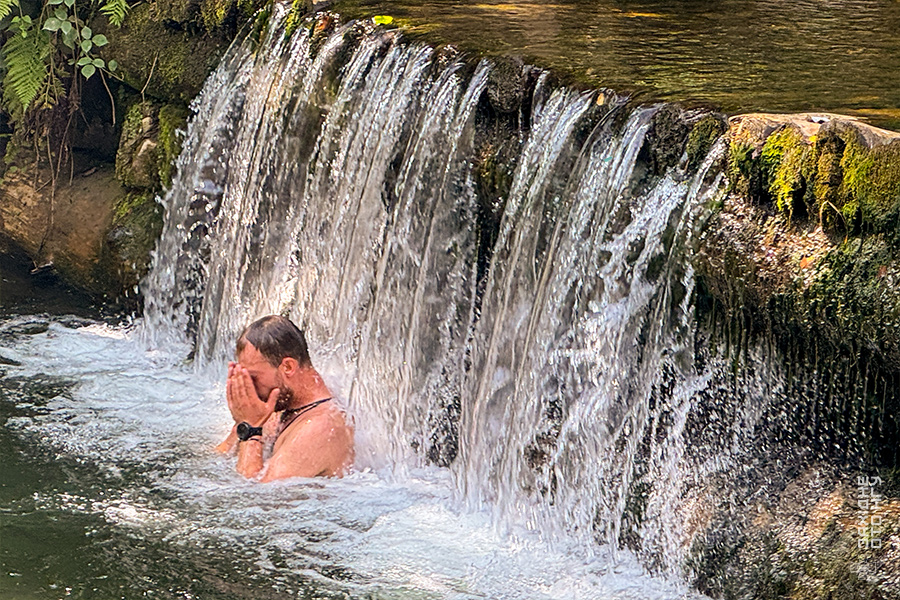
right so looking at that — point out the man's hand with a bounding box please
[226,362,279,427]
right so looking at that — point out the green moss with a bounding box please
[157,104,188,188]
[200,0,232,30]
[760,127,812,217]
[116,101,161,189]
[284,0,315,38]
[727,140,756,195]
[105,191,164,291]
[811,128,846,229]
[686,115,726,173]
[250,1,272,48]
[838,135,900,234]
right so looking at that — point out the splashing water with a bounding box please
[1,6,762,599]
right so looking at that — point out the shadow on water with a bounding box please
[0,236,107,321]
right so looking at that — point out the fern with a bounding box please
[1,26,50,114]
[99,0,128,27]
[0,0,18,22]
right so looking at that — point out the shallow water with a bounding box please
[0,316,705,599]
[336,0,900,130]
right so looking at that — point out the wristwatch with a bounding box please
[236,421,263,441]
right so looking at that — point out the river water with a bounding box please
[337,0,900,130]
[0,316,704,599]
[3,1,886,597]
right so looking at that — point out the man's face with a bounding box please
[236,343,293,410]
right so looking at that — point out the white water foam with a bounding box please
[1,317,706,599]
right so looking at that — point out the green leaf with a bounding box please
[99,0,129,27]
[64,0,74,7]
[21,14,30,24]
[92,34,108,46]
[1,22,50,112]
[92,58,104,68]
[43,17,63,31]
[76,56,91,66]
[48,0,64,5]
[54,7,66,20]
[373,15,393,25]
[60,20,72,34]
[80,38,92,52]
[0,0,19,21]
[80,63,95,78]
[81,26,92,39]
[108,59,117,71]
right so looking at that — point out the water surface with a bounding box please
[0,317,705,599]
[337,0,900,129]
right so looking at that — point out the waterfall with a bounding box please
[142,7,733,575]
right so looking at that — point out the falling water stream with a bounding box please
[0,6,837,599]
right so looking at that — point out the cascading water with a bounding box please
[4,5,895,599]
[142,4,733,578]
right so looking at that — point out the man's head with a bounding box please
[235,315,312,410]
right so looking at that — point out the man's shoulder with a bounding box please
[277,405,351,447]
[268,405,353,478]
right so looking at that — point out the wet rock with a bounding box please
[0,354,21,366]
[486,56,527,114]
[696,113,900,369]
[101,191,164,295]
[642,104,690,177]
[6,321,50,335]
[0,164,122,294]
[115,101,188,192]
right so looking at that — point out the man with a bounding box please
[216,315,353,480]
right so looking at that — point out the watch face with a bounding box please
[237,422,261,441]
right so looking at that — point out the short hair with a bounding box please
[236,315,312,368]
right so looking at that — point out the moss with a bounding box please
[103,2,235,103]
[103,191,164,294]
[727,140,757,196]
[838,135,900,235]
[116,101,160,189]
[285,0,313,38]
[686,115,726,173]
[760,126,812,217]
[250,1,272,47]
[157,104,188,188]
[811,128,846,229]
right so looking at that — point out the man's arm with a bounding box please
[224,362,279,478]
[216,425,238,454]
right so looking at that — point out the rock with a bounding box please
[98,2,236,103]
[101,191,164,295]
[115,101,188,191]
[696,112,900,368]
[116,102,161,189]
[0,164,123,294]
[486,56,527,114]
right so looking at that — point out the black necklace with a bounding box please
[280,397,332,430]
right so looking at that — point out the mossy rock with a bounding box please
[99,3,233,103]
[115,100,188,191]
[686,114,727,174]
[157,104,189,188]
[116,101,161,189]
[725,114,900,234]
[101,191,164,296]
